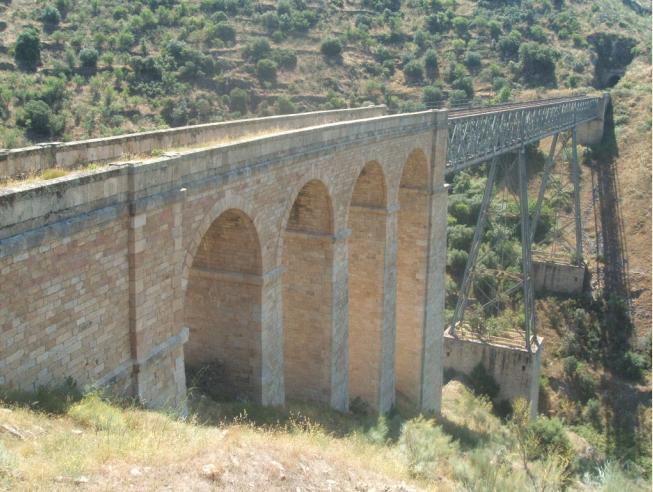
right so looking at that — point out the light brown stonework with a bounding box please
[0,108,449,414]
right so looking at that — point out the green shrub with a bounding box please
[243,38,271,61]
[41,5,62,27]
[422,85,443,107]
[256,58,277,83]
[498,31,521,60]
[14,27,41,71]
[414,29,428,49]
[425,12,451,34]
[271,48,297,70]
[488,20,502,40]
[229,87,249,113]
[464,51,482,71]
[403,59,423,83]
[424,48,438,79]
[616,350,647,381]
[469,363,500,400]
[448,248,469,276]
[452,16,469,38]
[0,378,81,414]
[17,100,61,137]
[320,37,343,58]
[79,47,99,71]
[68,394,127,433]
[527,417,573,462]
[275,96,296,115]
[519,42,558,86]
[399,417,456,479]
[448,224,474,250]
[214,21,236,43]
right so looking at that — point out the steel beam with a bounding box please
[450,157,498,334]
[518,147,536,350]
[571,127,583,264]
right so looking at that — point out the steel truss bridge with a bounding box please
[444,94,606,351]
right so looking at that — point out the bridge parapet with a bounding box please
[0,105,386,181]
[447,95,605,172]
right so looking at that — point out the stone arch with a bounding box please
[183,208,263,401]
[396,148,431,408]
[347,161,389,410]
[282,179,335,404]
[182,195,262,297]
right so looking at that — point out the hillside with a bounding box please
[1,380,649,490]
[0,0,650,146]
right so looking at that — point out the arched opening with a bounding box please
[184,209,262,401]
[396,149,430,407]
[347,161,387,410]
[282,180,334,404]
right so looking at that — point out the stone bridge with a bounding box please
[0,95,607,414]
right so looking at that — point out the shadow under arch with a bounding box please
[183,208,264,402]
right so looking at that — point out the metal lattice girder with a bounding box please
[571,127,583,263]
[447,96,602,172]
[450,157,499,334]
[530,133,559,245]
[518,147,536,350]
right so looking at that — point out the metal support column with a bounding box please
[530,133,559,245]
[571,127,583,264]
[518,147,536,350]
[451,157,498,334]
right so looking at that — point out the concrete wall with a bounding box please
[533,260,585,295]
[0,107,449,414]
[443,329,542,418]
[0,106,386,180]
[576,93,610,145]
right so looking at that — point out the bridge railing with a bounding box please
[446,96,602,172]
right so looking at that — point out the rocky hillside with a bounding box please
[0,0,650,146]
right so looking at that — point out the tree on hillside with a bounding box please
[14,27,41,71]
[519,42,558,86]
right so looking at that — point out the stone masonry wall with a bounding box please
[1,108,449,414]
[532,260,585,295]
[443,329,542,417]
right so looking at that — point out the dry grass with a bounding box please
[1,382,648,491]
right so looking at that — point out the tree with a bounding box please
[41,5,62,28]
[424,49,438,79]
[275,96,296,115]
[256,58,277,83]
[214,22,236,43]
[16,100,52,137]
[79,47,99,71]
[14,27,41,71]
[519,42,558,86]
[422,85,443,108]
[242,38,271,61]
[228,87,249,113]
[320,37,343,58]
[403,59,423,84]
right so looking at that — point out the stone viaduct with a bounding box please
[0,96,607,414]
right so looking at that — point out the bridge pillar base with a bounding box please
[443,327,543,419]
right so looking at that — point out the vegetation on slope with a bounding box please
[1,379,649,490]
[0,0,650,147]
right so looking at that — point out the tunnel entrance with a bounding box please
[184,209,263,402]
